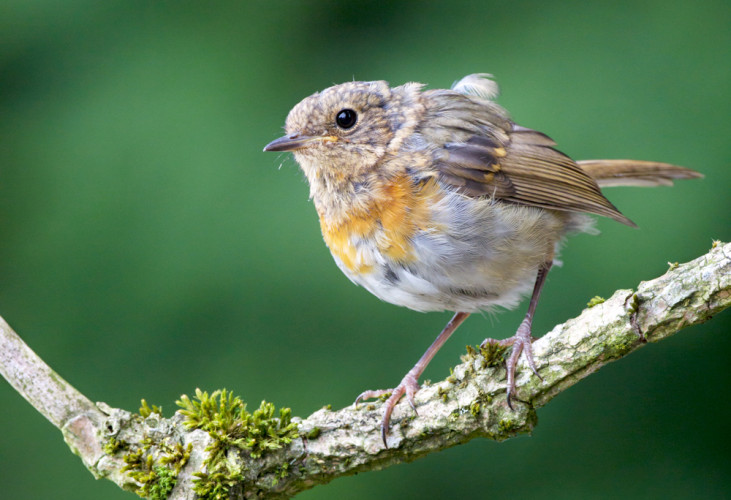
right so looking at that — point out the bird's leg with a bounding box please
[355,311,470,447]
[481,260,552,408]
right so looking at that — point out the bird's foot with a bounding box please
[354,371,421,447]
[481,317,542,408]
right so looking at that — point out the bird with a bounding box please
[263,73,701,447]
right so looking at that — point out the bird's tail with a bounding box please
[578,160,702,188]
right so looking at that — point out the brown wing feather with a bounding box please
[437,124,636,226]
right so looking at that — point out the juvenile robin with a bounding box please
[264,74,701,446]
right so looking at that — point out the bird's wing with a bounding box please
[435,123,636,226]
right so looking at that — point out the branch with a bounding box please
[1,242,729,499]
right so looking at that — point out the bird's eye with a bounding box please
[335,109,357,129]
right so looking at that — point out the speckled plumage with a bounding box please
[264,74,701,446]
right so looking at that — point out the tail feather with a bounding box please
[578,160,703,188]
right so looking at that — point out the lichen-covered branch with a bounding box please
[0,312,108,474]
[1,242,729,499]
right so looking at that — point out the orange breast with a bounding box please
[320,175,443,274]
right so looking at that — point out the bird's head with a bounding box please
[264,80,425,183]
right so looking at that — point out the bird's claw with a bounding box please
[354,371,421,448]
[481,317,542,408]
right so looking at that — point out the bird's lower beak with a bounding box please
[263,133,337,152]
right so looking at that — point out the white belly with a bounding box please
[332,194,590,313]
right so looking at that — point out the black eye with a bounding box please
[335,109,357,129]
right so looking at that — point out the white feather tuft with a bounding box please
[451,73,500,100]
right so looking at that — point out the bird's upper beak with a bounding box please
[263,133,337,152]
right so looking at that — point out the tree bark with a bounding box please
[1,241,729,499]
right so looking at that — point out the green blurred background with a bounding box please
[1,1,729,498]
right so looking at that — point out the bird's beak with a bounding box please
[263,133,337,152]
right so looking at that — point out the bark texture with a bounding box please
[1,242,729,499]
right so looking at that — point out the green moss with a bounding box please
[478,342,508,368]
[603,335,636,359]
[275,462,290,482]
[120,424,191,500]
[139,399,163,418]
[463,344,477,359]
[177,389,299,459]
[469,400,481,417]
[176,388,299,500]
[462,342,508,369]
[192,468,244,500]
[122,446,144,468]
[586,295,605,308]
[305,427,321,440]
[498,419,516,433]
[103,437,127,455]
[460,345,478,376]
[147,466,177,500]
